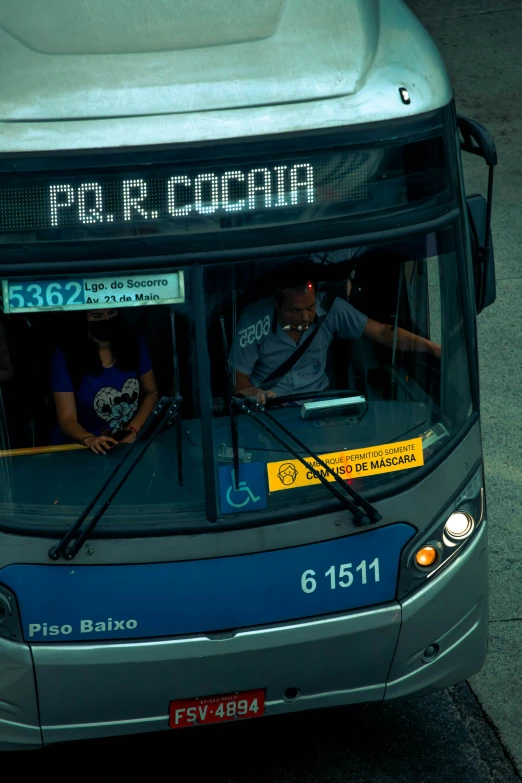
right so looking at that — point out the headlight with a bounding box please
[397,464,485,599]
[444,511,475,542]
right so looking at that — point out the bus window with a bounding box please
[0,274,204,531]
[205,228,472,516]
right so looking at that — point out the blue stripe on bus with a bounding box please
[0,523,415,642]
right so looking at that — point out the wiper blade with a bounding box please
[49,396,182,561]
[233,397,381,527]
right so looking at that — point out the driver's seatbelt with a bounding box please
[258,310,328,391]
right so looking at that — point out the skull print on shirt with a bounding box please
[93,378,139,431]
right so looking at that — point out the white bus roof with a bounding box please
[0,0,452,154]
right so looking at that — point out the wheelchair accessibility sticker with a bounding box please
[219,463,267,515]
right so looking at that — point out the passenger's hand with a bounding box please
[239,387,277,405]
[84,435,118,454]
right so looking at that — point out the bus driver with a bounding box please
[232,278,441,404]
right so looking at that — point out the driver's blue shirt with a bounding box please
[231,294,367,396]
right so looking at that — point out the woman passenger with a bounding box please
[50,308,158,454]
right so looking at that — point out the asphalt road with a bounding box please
[16,1,522,778]
[407,0,522,778]
[18,685,520,781]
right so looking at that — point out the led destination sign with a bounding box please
[2,271,184,314]
[0,149,370,235]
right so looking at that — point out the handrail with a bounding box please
[0,443,84,458]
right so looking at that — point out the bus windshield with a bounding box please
[206,226,473,515]
[0,225,473,531]
[0,271,205,532]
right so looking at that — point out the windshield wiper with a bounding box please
[49,396,182,561]
[232,396,381,527]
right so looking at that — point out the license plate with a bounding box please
[169,688,265,728]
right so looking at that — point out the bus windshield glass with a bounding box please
[0,269,205,532]
[0,225,473,530]
[206,226,473,515]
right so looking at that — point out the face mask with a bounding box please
[89,318,118,342]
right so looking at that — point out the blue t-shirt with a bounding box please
[50,337,152,444]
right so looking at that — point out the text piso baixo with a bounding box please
[28,619,137,638]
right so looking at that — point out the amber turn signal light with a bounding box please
[414,546,439,568]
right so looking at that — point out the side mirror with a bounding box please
[466,194,496,311]
[457,116,497,313]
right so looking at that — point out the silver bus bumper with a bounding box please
[0,523,488,750]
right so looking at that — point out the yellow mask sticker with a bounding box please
[267,437,424,492]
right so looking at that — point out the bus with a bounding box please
[0,0,496,750]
